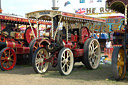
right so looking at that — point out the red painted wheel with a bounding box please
[0,47,16,71]
[80,27,90,44]
[25,27,37,44]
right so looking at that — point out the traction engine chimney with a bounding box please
[0,0,2,13]
[52,0,59,10]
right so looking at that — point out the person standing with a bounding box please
[105,39,112,59]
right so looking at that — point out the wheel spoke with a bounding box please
[93,58,97,66]
[89,52,92,56]
[117,61,120,66]
[89,56,92,61]
[2,60,6,65]
[67,63,70,69]
[36,64,39,69]
[40,63,44,71]
[67,51,70,59]
[9,58,14,62]
[118,66,123,76]
[90,44,93,51]
[1,56,5,60]
[62,63,66,71]
[38,53,42,58]
[92,41,94,50]
[36,58,40,64]
[62,63,66,68]
[61,59,65,63]
[6,61,9,68]
[62,53,65,59]
[94,53,99,60]
[10,54,13,57]
[89,60,93,66]
[4,52,7,56]
[66,64,69,72]
[9,51,10,57]
[8,62,11,67]
[120,61,124,67]
[94,45,98,51]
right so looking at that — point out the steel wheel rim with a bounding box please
[117,49,125,77]
[88,39,100,69]
[0,48,16,70]
[35,48,49,73]
[60,49,73,75]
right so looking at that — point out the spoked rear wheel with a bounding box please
[0,47,16,71]
[58,48,74,75]
[32,47,49,74]
[112,47,126,80]
[83,38,101,70]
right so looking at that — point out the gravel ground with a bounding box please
[0,62,128,85]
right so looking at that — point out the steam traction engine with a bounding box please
[26,10,106,75]
[106,0,128,80]
[0,14,51,71]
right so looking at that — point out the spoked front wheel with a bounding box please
[58,48,74,76]
[0,47,16,71]
[32,47,49,74]
[112,47,126,80]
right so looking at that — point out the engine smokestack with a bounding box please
[52,0,59,10]
[0,0,2,13]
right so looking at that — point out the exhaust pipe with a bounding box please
[0,0,2,13]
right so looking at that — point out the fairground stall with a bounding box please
[26,10,105,75]
[0,13,51,71]
[106,0,128,80]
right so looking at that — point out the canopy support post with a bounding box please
[123,4,127,78]
[51,17,54,39]
[36,19,39,39]
[28,19,36,38]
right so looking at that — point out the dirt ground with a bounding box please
[0,62,128,85]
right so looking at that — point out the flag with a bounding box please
[80,0,85,3]
[89,0,93,3]
[97,0,102,2]
[64,1,71,7]
[75,8,86,15]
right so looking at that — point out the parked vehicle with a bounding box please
[0,13,51,70]
[106,0,128,80]
[26,10,105,75]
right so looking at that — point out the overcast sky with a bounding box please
[1,0,106,17]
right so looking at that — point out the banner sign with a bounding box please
[75,7,115,14]
[85,18,125,33]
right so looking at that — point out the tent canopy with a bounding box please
[106,0,128,14]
